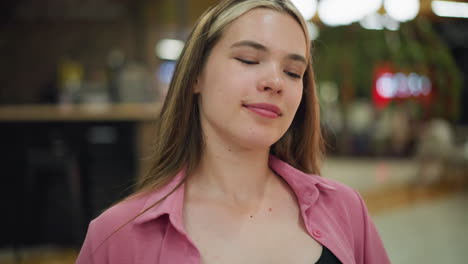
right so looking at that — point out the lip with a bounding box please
[242,103,282,118]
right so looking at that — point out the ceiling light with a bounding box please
[306,21,319,40]
[432,0,468,18]
[360,13,384,30]
[319,0,383,26]
[384,0,419,22]
[155,39,184,60]
[291,0,317,20]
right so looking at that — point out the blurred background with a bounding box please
[0,0,467,263]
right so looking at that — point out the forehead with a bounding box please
[218,8,307,57]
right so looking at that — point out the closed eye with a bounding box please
[236,58,258,65]
[285,71,302,79]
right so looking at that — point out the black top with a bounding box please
[315,246,341,264]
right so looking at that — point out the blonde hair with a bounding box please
[137,0,323,194]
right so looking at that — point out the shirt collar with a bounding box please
[133,168,186,232]
[133,155,336,227]
[268,155,336,208]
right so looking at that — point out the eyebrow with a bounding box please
[230,40,307,65]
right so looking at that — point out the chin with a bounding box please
[236,132,282,151]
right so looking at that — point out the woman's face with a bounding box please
[195,8,308,151]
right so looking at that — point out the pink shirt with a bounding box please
[75,156,390,263]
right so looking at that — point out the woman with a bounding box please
[75,0,390,263]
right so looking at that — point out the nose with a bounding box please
[257,65,283,94]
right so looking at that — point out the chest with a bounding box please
[183,196,322,264]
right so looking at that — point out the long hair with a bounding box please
[137,0,324,195]
[93,1,324,250]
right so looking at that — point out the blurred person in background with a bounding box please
[75,0,389,263]
[416,118,454,185]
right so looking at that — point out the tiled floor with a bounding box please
[325,158,468,264]
[375,192,468,264]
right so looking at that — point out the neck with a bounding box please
[188,139,275,205]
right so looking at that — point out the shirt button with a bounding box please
[312,229,322,238]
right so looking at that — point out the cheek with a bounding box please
[199,78,243,118]
[207,73,251,105]
[288,87,303,112]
